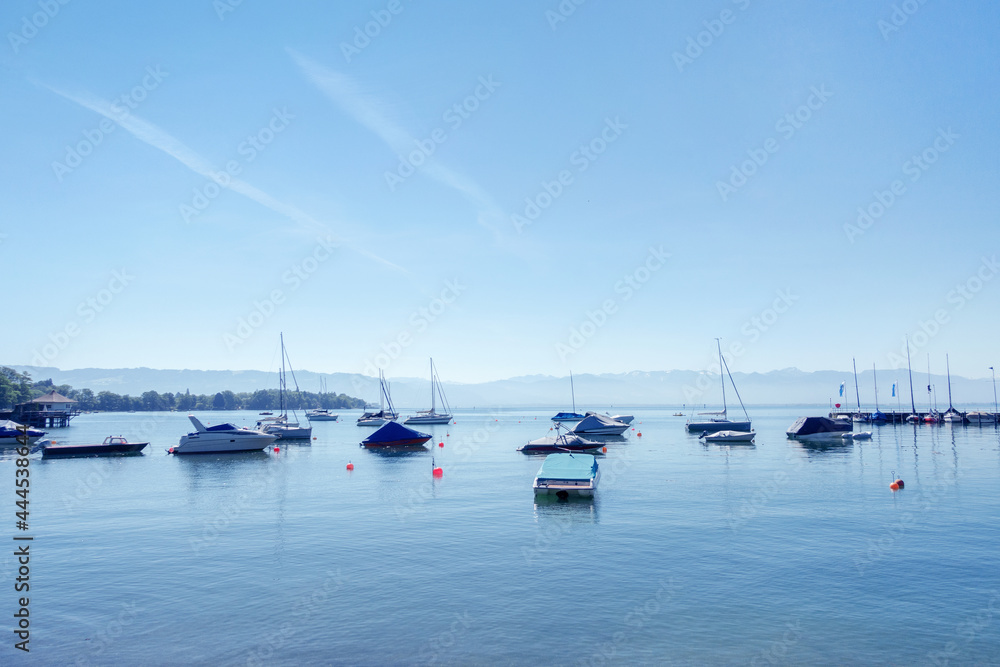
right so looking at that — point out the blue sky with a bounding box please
[2,0,998,383]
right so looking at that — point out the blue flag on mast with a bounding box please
[839,382,845,397]
[891,382,896,397]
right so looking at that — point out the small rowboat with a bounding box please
[700,430,755,443]
[42,436,149,458]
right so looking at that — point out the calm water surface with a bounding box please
[3,407,1000,665]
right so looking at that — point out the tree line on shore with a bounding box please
[0,367,365,412]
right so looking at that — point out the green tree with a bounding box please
[141,391,164,411]
[76,388,97,411]
[97,391,122,412]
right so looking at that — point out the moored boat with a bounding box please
[519,425,603,453]
[686,339,752,433]
[571,413,629,436]
[404,358,453,425]
[0,420,46,446]
[42,436,148,458]
[306,409,339,421]
[532,453,600,498]
[171,415,276,454]
[361,421,432,448]
[700,430,755,443]
[786,416,853,441]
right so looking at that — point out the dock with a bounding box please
[828,410,998,424]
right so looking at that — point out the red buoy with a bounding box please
[438,442,444,447]
[273,446,280,453]
[433,467,443,477]
[637,432,642,437]
[346,461,354,471]
[602,446,607,453]
[895,479,904,489]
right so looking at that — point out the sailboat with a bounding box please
[922,355,941,423]
[357,370,398,426]
[405,359,453,425]
[905,340,921,423]
[851,358,869,422]
[552,372,585,422]
[686,339,752,433]
[942,355,964,423]
[870,364,887,424]
[256,333,312,439]
[306,376,339,421]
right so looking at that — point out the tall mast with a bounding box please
[430,358,435,413]
[873,363,880,412]
[906,338,917,414]
[279,332,286,416]
[946,354,954,411]
[926,354,933,412]
[716,338,727,416]
[853,358,861,413]
[570,371,576,414]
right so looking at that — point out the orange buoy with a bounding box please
[433,467,444,477]
[313,436,317,440]
[602,446,607,453]
[637,432,642,437]
[890,482,899,491]
[346,461,354,471]
[438,442,444,447]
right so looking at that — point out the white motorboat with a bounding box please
[171,415,276,454]
[256,333,313,440]
[700,430,755,443]
[533,453,600,498]
[686,339,752,433]
[404,358,452,425]
[585,411,634,425]
[306,409,339,422]
[0,420,46,446]
[570,413,629,436]
[842,431,872,440]
[519,424,604,453]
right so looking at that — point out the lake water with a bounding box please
[3,407,999,665]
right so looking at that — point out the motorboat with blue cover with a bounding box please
[786,416,853,441]
[42,436,148,458]
[0,420,45,446]
[361,421,432,448]
[170,415,276,454]
[533,453,600,498]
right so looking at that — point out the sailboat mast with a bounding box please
[873,363,880,412]
[853,358,861,413]
[430,358,435,413]
[716,338,727,416]
[906,338,917,414]
[926,354,933,412]
[570,371,577,414]
[946,354,954,411]
[279,332,286,416]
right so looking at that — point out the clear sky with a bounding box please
[2,1,998,383]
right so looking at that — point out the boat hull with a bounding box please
[42,442,148,457]
[967,412,997,425]
[403,415,452,425]
[701,430,755,443]
[687,420,752,433]
[262,425,313,439]
[361,437,431,448]
[533,469,601,497]
[306,414,338,421]
[172,434,275,454]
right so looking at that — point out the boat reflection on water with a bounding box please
[361,445,429,458]
[532,493,600,520]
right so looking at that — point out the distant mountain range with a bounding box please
[9,365,999,410]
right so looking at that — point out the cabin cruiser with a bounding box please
[170,415,276,454]
[786,416,853,441]
[519,424,604,453]
[256,414,312,439]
